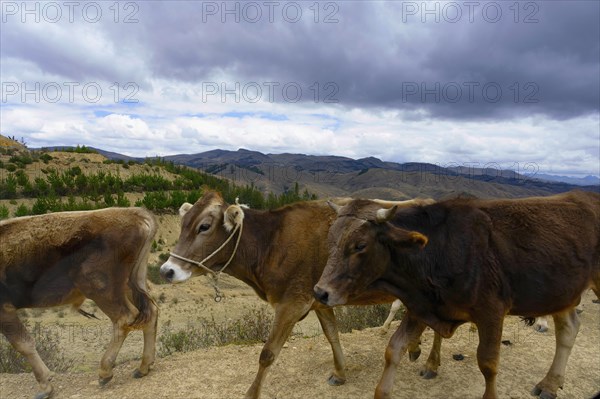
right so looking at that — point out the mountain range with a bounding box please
[69,147,597,200]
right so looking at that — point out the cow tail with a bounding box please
[129,210,159,329]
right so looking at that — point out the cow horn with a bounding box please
[327,200,342,214]
[376,205,398,223]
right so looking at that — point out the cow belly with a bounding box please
[507,275,590,317]
[30,274,80,308]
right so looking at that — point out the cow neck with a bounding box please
[220,207,277,301]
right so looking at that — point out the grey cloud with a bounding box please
[2,1,598,121]
[114,1,599,121]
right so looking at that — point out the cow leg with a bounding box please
[314,307,346,385]
[97,316,131,385]
[475,318,503,399]
[133,301,159,379]
[86,293,137,385]
[532,308,580,399]
[1,304,54,399]
[374,312,427,399]
[381,299,402,334]
[244,301,312,399]
[419,331,442,379]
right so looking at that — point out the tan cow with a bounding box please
[159,191,438,398]
[0,208,159,399]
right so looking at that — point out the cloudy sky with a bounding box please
[1,1,598,177]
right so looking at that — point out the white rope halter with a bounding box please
[169,199,245,302]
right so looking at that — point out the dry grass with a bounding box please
[334,304,401,333]
[0,320,74,373]
[158,306,273,357]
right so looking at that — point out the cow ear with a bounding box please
[387,226,428,250]
[223,204,245,232]
[179,202,193,217]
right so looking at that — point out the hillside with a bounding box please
[0,136,26,150]
[0,144,316,219]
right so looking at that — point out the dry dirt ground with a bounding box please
[1,214,599,399]
[1,287,599,399]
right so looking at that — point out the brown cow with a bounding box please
[159,191,438,399]
[314,190,600,399]
[0,208,159,399]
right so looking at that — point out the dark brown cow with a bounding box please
[0,208,159,399]
[314,190,600,399]
[159,191,437,399]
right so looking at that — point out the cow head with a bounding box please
[160,191,243,283]
[314,200,428,306]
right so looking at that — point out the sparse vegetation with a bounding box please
[334,304,401,333]
[147,262,167,285]
[158,307,273,357]
[0,320,74,373]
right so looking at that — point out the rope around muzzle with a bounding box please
[169,200,245,302]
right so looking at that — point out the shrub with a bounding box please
[147,262,167,285]
[39,153,53,163]
[0,205,9,220]
[334,304,400,333]
[14,203,31,217]
[0,320,73,373]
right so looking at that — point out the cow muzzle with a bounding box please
[314,285,330,305]
[313,284,347,307]
[159,259,192,283]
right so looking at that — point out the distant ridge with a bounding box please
[26,145,599,200]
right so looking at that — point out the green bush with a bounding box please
[39,153,53,163]
[147,262,167,285]
[0,205,9,220]
[14,203,31,217]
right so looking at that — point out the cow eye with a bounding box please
[198,223,211,233]
[355,243,367,252]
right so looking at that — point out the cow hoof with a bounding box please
[539,392,557,399]
[98,376,113,386]
[531,386,557,399]
[327,374,346,386]
[132,369,147,379]
[408,349,421,362]
[419,369,438,379]
[534,325,548,333]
